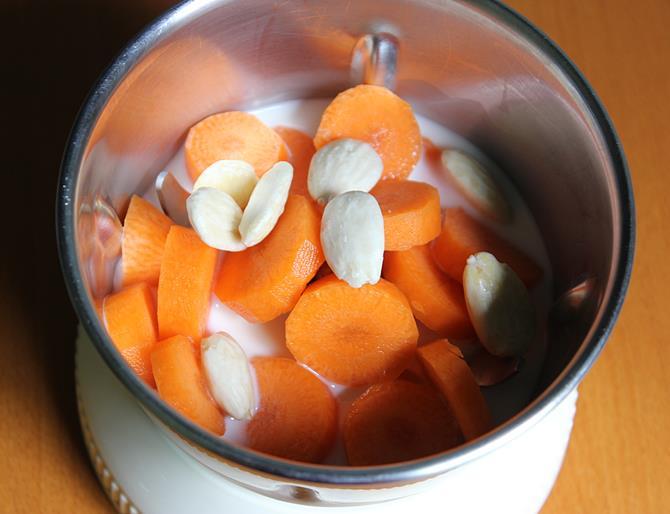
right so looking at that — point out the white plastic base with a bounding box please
[76,328,577,514]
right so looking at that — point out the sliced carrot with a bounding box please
[285,275,418,386]
[121,195,173,287]
[314,85,422,180]
[274,126,315,197]
[344,380,463,465]
[185,111,287,180]
[399,356,428,384]
[215,194,324,323]
[151,335,225,435]
[418,339,491,440]
[432,207,542,286]
[383,244,474,339]
[247,357,337,463]
[371,180,442,251]
[157,226,218,340]
[103,282,158,387]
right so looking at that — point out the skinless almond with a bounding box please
[192,160,258,209]
[441,149,512,223]
[239,161,293,247]
[186,187,245,251]
[320,191,384,288]
[308,138,383,204]
[463,252,534,357]
[201,332,257,420]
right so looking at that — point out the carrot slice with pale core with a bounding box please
[215,194,324,323]
[314,85,422,180]
[151,335,225,435]
[157,226,218,340]
[103,282,158,386]
[371,179,441,251]
[344,380,463,465]
[121,195,173,287]
[286,275,418,386]
[247,357,337,463]
[432,207,542,287]
[185,111,287,180]
[418,339,491,440]
[383,244,475,339]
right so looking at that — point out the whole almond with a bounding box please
[186,187,245,251]
[463,252,534,357]
[239,161,293,247]
[308,138,383,204]
[321,191,384,288]
[192,160,258,209]
[441,149,512,223]
[201,332,256,420]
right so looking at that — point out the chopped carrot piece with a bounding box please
[247,357,337,463]
[344,380,463,465]
[432,208,542,286]
[103,282,158,387]
[314,85,422,180]
[286,275,418,386]
[151,335,225,435]
[371,180,442,251]
[121,195,173,287]
[418,339,491,440]
[185,111,287,180]
[157,226,218,340]
[215,194,324,323]
[274,126,315,197]
[383,244,474,339]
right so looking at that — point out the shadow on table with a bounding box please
[0,0,175,495]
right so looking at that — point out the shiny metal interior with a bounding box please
[57,0,634,486]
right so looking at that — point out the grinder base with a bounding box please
[75,328,576,514]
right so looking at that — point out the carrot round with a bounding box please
[286,275,418,386]
[103,282,158,387]
[314,85,422,180]
[383,244,474,339]
[274,126,315,197]
[344,380,463,465]
[432,207,542,287]
[371,180,442,251]
[185,111,287,180]
[418,339,491,440]
[157,226,218,340]
[151,335,225,435]
[247,357,337,463]
[121,195,173,287]
[215,194,324,323]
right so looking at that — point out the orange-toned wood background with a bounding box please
[1,0,667,512]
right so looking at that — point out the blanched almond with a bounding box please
[186,187,245,251]
[441,149,512,223]
[320,191,384,288]
[463,252,534,357]
[239,161,293,247]
[308,138,383,204]
[192,160,258,208]
[201,332,256,420]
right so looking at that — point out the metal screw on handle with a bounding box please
[351,32,399,90]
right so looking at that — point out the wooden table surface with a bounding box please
[2,0,668,512]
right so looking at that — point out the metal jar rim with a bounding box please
[56,0,635,486]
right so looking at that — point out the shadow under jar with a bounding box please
[57,0,634,508]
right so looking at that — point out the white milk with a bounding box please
[150,98,553,465]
